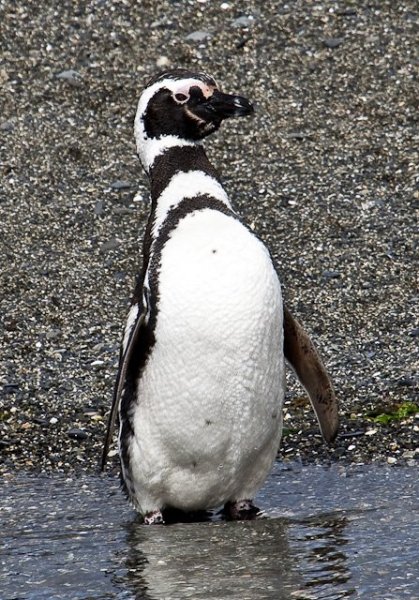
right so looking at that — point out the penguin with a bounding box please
[102,69,338,524]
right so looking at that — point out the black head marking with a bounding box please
[141,69,254,142]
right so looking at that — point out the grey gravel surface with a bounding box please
[1,0,418,476]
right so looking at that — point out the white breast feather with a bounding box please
[125,209,285,514]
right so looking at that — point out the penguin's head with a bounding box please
[135,69,254,169]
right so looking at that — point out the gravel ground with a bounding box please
[1,0,418,476]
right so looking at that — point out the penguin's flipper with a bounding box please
[283,305,339,443]
[101,306,145,471]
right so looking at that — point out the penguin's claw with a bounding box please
[143,509,165,525]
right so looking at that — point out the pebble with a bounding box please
[55,69,81,80]
[100,238,120,252]
[55,69,82,87]
[156,56,170,68]
[67,429,89,441]
[0,121,14,132]
[322,270,341,281]
[323,37,345,49]
[231,16,255,28]
[94,200,104,215]
[185,31,212,42]
[110,180,132,190]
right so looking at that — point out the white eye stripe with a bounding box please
[137,77,215,120]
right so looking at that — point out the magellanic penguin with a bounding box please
[102,69,338,524]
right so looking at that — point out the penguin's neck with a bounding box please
[148,143,221,204]
[144,141,232,241]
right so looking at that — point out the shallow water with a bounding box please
[1,462,418,599]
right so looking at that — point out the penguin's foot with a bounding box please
[224,499,261,521]
[143,509,165,525]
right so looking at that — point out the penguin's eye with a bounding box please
[174,93,188,103]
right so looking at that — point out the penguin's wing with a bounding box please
[283,305,339,443]
[101,304,145,470]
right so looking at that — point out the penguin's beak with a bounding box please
[206,90,254,119]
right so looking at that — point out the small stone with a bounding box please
[387,457,397,465]
[94,200,104,215]
[0,121,14,132]
[67,428,88,441]
[232,16,255,28]
[397,377,415,387]
[156,56,170,68]
[100,238,120,253]
[323,37,345,49]
[286,131,311,140]
[3,383,19,394]
[56,69,80,79]
[185,31,212,42]
[90,414,103,421]
[55,69,82,86]
[50,417,58,425]
[408,328,419,337]
[110,180,132,190]
[322,270,341,280]
[402,450,415,459]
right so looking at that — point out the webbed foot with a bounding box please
[144,509,165,525]
[224,499,261,521]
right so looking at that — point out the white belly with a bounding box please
[126,209,284,513]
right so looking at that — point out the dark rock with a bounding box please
[32,417,48,425]
[3,384,19,394]
[67,428,88,441]
[339,430,365,438]
[322,270,341,281]
[336,9,357,17]
[286,131,312,140]
[396,377,415,387]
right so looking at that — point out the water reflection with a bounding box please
[290,513,356,598]
[121,511,355,600]
[2,466,418,599]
